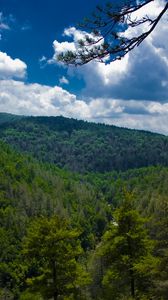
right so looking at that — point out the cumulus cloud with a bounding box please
[1,79,168,134]
[0,80,90,118]
[49,0,168,102]
[79,0,168,101]
[84,98,168,135]
[1,1,168,135]
[48,26,104,65]
[48,39,76,65]
[0,52,27,79]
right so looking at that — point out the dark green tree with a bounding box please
[0,221,27,299]
[154,197,168,299]
[22,216,90,300]
[97,191,159,299]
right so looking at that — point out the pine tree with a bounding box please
[22,216,90,300]
[57,1,168,66]
[154,197,168,299]
[98,191,159,299]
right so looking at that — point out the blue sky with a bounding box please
[1,0,103,88]
[0,0,168,134]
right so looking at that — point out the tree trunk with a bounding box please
[130,269,135,298]
[127,234,135,298]
[53,292,58,300]
[53,261,58,300]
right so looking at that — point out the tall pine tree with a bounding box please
[98,191,159,299]
[22,216,90,300]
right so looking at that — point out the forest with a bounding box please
[1,113,168,173]
[0,113,168,299]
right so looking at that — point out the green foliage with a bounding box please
[1,115,168,173]
[20,291,42,300]
[22,216,90,300]
[154,198,168,299]
[0,112,23,125]
[0,118,168,299]
[96,192,159,299]
[0,141,107,298]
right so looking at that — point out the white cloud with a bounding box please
[49,26,104,65]
[63,27,85,40]
[1,79,168,134]
[49,40,76,64]
[0,23,10,30]
[39,55,48,68]
[80,0,168,100]
[39,55,47,63]
[49,0,168,102]
[86,98,168,135]
[0,12,10,31]
[124,0,166,38]
[50,26,129,86]
[59,76,69,85]
[0,11,30,37]
[0,52,27,79]
[1,1,168,135]
[0,80,90,119]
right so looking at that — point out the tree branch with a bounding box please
[57,0,168,66]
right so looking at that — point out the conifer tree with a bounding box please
[154,197,168,299]
[23,216,90,300]
[98,191,159,299]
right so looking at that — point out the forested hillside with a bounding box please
[0,113,23,124]
[0,140,168,299]
[1,0,168,297]
[0,141,108,299]
[1,114,168,173]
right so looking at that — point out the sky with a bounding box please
[0,0,168,134]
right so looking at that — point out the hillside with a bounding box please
[0,141,168,299]
[0,114,168,173]
[0,112,23,124]
[0,114,168,299]
[0,141,109,248]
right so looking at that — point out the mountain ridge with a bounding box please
[0,112,166,136]
[0,113,168,173]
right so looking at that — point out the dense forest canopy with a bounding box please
[1,113,168,173]
[0,113,168,299]
[1,0,168,299]
[0,137,168,298]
